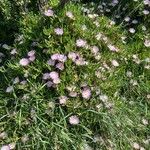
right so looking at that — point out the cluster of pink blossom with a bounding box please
[51,53,67,63]
[47,53,67,70]
[59,96,68,105]
[59,85,91,105]
[58,84,91,125]
[19,50,36,66]
[68,52,88,66]
[43,71,61,87]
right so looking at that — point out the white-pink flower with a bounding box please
[107,44,118,52]
[111,60,119,67]
[129,28,135,33]
[53,78,61,84]
[44,9,54,17]
[49,71,59,80]
[91,46,99,55]
[46,81,53,87]
[68,52,77,61]
[66,11,74,19]
[76,39,87,47]
[132,142,140,149]
[59,96,68,105]
[57,54,67,62]
[47,59,55,66]
[0,132,7,139]
[27,50,35,57]
[69,115,79,125]
[56,62,64,70]
[144,39,150,47]
[124,16,130,22]
[6,86,13,93]
[144,0,150,5]
[54,28,63,35]
[29,55,35,62]
[42,73,50,80]
[1,145,10,150]
[19,58,29,66]
[75,58,88,66]
[69,91,77,97]
[51,53,59,60]
[81,87,91,99]
[68,52,87,66]
[10,49,17,55]
[143,10,149,15]
[13,77,20,84]
[51,54,67,62]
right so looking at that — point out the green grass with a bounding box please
[0,0,150,149]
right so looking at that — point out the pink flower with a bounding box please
[42,73,50,80]
[68,52,77,61]
[56,62,64,70]
[143,10,149,15]
[47,59,55,66]
[49,71,59,80]
[1,145,10,150]
[44,9,54,17]
[57,54,67,62]
[53,78,61,84]
[46,81,53,87]
[76,39,87,47]
[144,0,150,5]
[19,58,29,66]
[69,115,79,125]
[91,46,99,55]
[81,87,91,99]
[27,50,35,57]
[68,52,87,66]
[51,54,59,60]
[59,96,68,105]
[51,54,67,62]
[54,28,63,35]
[29,55,35,62]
